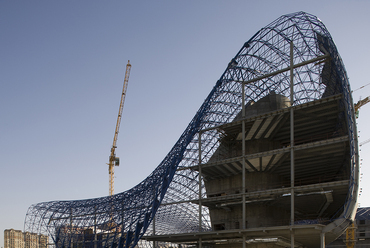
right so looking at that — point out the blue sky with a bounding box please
[1,0,370,246]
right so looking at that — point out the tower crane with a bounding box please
[353,82,370,118]
[108,60,131,196]
[360,138,370,147]
[345,223,356,248]
[354,96,370,118]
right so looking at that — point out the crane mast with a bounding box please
[109,60,131,196]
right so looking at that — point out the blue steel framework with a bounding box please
[24,12,358,248]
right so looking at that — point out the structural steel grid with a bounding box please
[25,11,359,248]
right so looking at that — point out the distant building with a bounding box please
[4,229,48,248]
[4,229,23,248]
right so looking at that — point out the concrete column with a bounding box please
[320,232,326,248]
[291,229,295,248]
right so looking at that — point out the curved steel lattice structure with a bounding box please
[25,12,359,248]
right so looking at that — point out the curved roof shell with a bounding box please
[25,11,359,248]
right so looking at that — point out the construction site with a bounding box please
[23,12,366,248]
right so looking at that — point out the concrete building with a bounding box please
[4,229,48,248]
[4,229,24,248]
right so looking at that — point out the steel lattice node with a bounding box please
[25,12,359,248]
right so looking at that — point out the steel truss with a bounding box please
[24,12,358,248]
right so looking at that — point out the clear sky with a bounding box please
[1,0,370,246]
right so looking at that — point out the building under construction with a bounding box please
[24,12,359,248]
